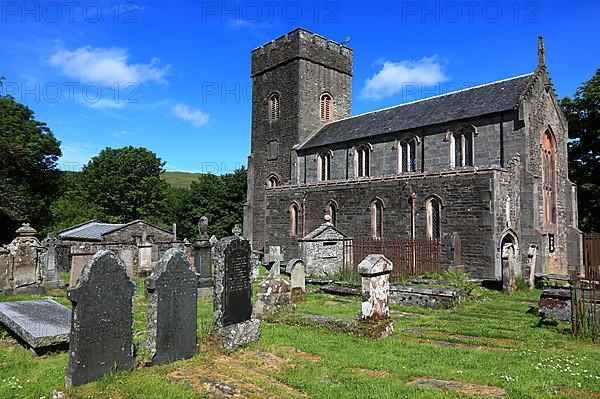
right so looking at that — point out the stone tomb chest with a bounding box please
[299,216,350,276]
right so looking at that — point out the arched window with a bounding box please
[449,125,476,168]
[317,150,332,181]
[266,174,280,188]
[370,199,384,240]
[398,137,418,173]
[541,129,557,224]
[425,197,441,240]
[320,93,333,122]
[355,145,370,178]
[269,93,280,121]
[290,203,301,238]
[326,200,338,226]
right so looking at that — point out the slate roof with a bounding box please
[297,73,533,150]
[58,221,124,241]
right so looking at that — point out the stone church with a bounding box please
[243,28,583,279]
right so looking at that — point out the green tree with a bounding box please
[81,146,169,224]
[0,88,61,242]
[561,68,600,232]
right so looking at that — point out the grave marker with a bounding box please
[65,251,136,387]
[286,258,306,301]
[146,248,198,365]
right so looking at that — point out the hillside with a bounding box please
[161,171,204,188]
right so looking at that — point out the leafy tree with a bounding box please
[80,146,169,224]
[561,68,600,232]
[0,87,61,242]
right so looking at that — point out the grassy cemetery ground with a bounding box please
[0,280,599,399]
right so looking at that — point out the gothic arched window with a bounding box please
[355,144,370,178]
[320,93,333,122]
[370,198,384,240]
[317,150,332,181]
[269,93,280,121]
[449,125,476,168]
[398,137,418,173]
[541,128,557,224]
[326,200,338,226]
[425,197,442,240]
[266,174,280,188]
[290,202,301,238]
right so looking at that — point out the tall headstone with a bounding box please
[286,259,306,302]
[263,246,284,276]
[146,248,199,365]
[65,251,136,387]
[41,234,63,289]
[502,243,516,295]
[358,254,394,337]
[527,243,538,288]
[193,216,213,297]
[213,228,259,350]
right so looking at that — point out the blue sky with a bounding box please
[0,0,598,173]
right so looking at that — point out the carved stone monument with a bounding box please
[65,251,136,387]
[286,258,306,302]
[146,248,199,365]
[193,216,213,297]
[358,254,393,337]
[212,226,259,350]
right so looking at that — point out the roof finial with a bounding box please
[537,35,546,66]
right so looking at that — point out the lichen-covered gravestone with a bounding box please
[213,228,259,350]
[65,251,136,387]
[286,258,306,302]
[146,248,199,365]
[193,216,213,297]
[358,254,393,337]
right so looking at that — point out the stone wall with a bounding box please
[265,170,501,278]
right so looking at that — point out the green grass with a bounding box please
[160,171,204,188]
[0,284,598,399]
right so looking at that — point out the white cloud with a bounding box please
[171,103,210,127]
[48,46,169,86]
[84,98,126,110]
[360,56,448,100]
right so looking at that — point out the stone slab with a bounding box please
[0,299,70,349]
[217,319,261,351]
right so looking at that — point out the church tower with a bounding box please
[244,28,353,251]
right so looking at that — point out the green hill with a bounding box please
[161,171,204,188]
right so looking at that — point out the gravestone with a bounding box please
[263,246,284,276]
[253,270,291,319]
[502,243,516,294]
[65,251,136,387]
[213,228,259,350]
[41,234,63,289]
[0,299,70,354]
[286,259,306,302]
[527,243,538,288]
[68,247,94,287]
[146,248,199,365]
[250,252,260,282]
[452,232,464,271]
[358,254,394,338]
[193,216,213,297]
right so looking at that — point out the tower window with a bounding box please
[425,197,442,240]
[266,174,280,188]
[269,93,280,121]
[541,129,557,225]
[320,93,333,122]
[290,203,301,238]
[317,150,332,181]
[370,199,383,240]
[398,138,417,173]
[355,145,370,178]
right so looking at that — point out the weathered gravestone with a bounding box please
[263,246,284,275]
[146,248,199,365]
[502,242,516,294]
[193,216,213,297]
[0,299,70,355]
[41,234,63,289]
[213,228,259,350]
[250,252,260,282]
[286,258,306,302]
[358,254,393,337]
[65,251,136,387]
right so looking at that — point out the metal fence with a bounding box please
[571,273,599,341]
[343,237,440,282]
[583,233,600,280]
